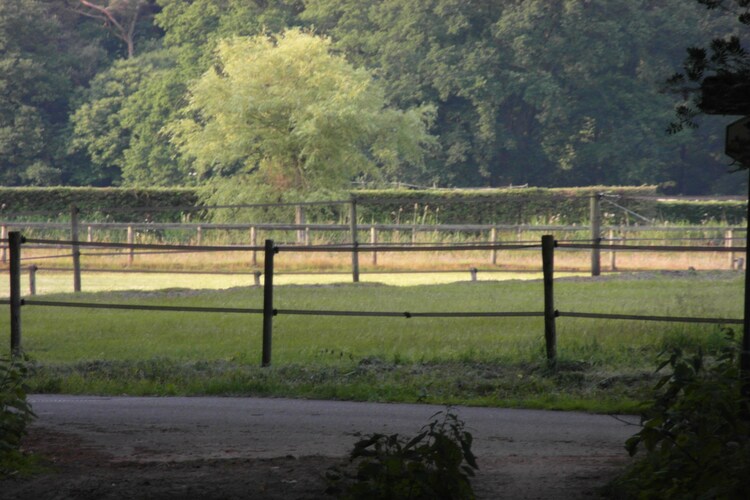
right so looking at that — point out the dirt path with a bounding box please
[3,396,638,499]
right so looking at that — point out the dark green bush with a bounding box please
[326,410,478,499]
[610,331,750,499]
[0,355,36,476]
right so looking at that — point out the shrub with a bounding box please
[326,410,479,499]
[610,330,750,498]
[0,355,36,476]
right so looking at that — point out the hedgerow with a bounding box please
[0,186,745,225]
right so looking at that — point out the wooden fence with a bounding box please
[1,200,747,284]
[2,232,744,367]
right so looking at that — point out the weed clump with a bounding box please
[326,410,478,499]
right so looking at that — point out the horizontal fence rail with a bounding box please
[4,232,745,368]
[5,299,263,315]
[558,242,744,252]
[5,238,746,254]
[557,311,743,325]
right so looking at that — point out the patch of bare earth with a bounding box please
[2,428,626,499]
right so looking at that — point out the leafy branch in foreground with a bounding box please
[610,330,750,498]
[665,0,750,134]
[326,410,478,500]
[0,354,36,477]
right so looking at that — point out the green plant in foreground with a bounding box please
[0,354,36,477]
[326,410,478,500]
[610,330,750,499]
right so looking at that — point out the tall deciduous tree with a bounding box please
[70,49,186,186]
[304,0,740,193]
[67,0,159,58]
[0,0,79,186]
[168,29,434,201]
[70,0,306,187]
[156,0,303,75]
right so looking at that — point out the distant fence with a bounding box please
[0,223,747,277]
[1,197,748,277]
[2,232,744,368]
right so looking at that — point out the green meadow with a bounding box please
[1,271,742,413]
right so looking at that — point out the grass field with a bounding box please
[1,270,742,413]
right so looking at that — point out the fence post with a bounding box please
[127,225,135,266]
[29,265,38,296]
[9,232,22,355]
[196,225,203,246]
[590,194,602,277]
[470,267,478,282]
[490,227,498,265]
[262,239,276,367]
[71,205,81,292]
[350,199,360,283]
[1,224,8,264]
[87,225,93,243]
[727,229,735,269]
[250,226,257,267]
[370,226,378,265]
[608,229,617,271]
[412,203,418,244]
[542,235,557,368]
[295,205,306,244]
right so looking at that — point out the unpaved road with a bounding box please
[5,396,638,499]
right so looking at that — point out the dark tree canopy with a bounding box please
[668,0,750,127]
[0,0,746,194]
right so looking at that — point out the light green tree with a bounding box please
[169,28,434,200]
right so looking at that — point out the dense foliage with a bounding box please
[0,355,35,477]
[0,1,746,195]
[610,332,750,499]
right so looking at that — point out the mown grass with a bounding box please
[1,271,742,413]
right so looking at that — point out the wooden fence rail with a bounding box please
[3,233,744,368]
[1,211,747,278]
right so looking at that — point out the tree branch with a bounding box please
[78,0,128,36]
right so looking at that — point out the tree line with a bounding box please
[0,0,747,202]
